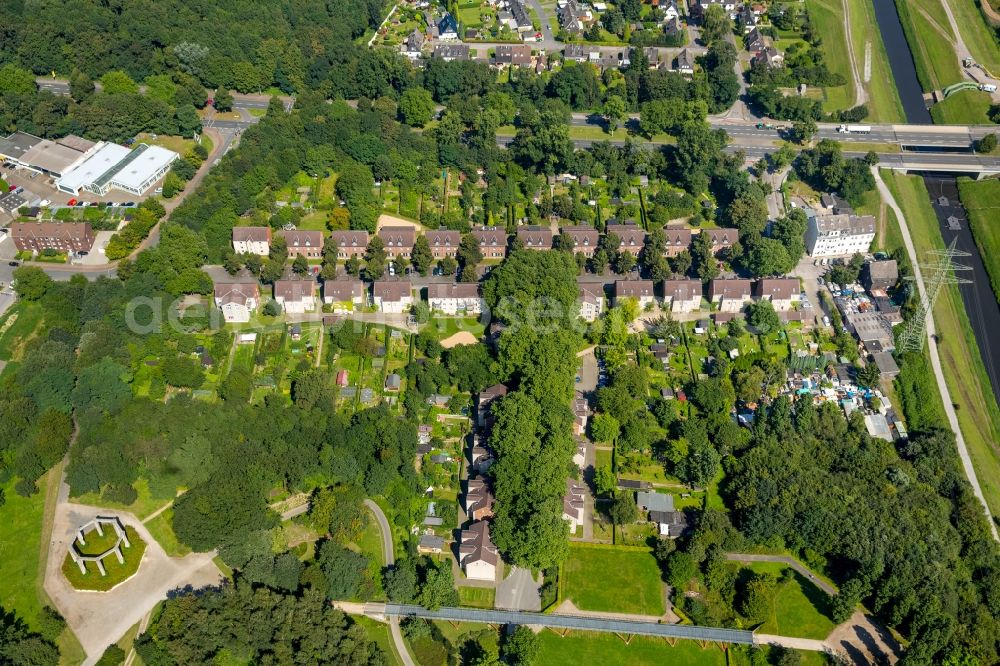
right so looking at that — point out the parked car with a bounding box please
[78,251,89,256]
[7,184,15,192]
[7,261,19,267]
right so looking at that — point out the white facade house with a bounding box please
[274,280,317,314]
[214,282,260,323]
[563,479,586,533]
[663,279,702,313]
[427,282,484,315]
[754,278,801,311]
[459,520,498,581]
[322,279,366,312]
[709,279,752,313]
[806,213,876,257]
[578,285,605,322]
[614,280,656,309]
[372,280,413,314]
[232,227,271,256]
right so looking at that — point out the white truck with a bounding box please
[837,124,872,134]
[979,84,998,93]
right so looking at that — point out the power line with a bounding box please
[897,236,972,353]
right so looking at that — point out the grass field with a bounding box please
[894,0,963,91]
[562,545,665,617]
[61,526,147,591]
[457,586,496,608]
[884,171,1000,517]
[534,630,726,666]
[0,302,44,361]
[931,89,994,124]
[804,0,855,112]
[144,508,191,557]
[736,561,837,639]
[846,0,906,123]
[943,0,1000,75]
[957,178,1000,307]
[0,476,48,625]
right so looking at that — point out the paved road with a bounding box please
[495,566,542,611]
[724,553,837,596]
[362,499,416,666]
[873,168,999,542]
[524,0,557,48]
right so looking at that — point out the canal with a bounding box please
[871,0,1000,404]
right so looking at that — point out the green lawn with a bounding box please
[943,0,1000,75]
[457,586,495,608]
[0,476,48,625]
[804,0,855,112]
[957,178,1000,307]
[846,0,905,121]
[735,561,836,639]
[144,508,191,557]
[894,0,963,91]
[884,171,1000,517]
[562,544,665,616]
[534,630,726,666]
[61,526,147,591]
[931,89,994,124]
[0,302,45,361]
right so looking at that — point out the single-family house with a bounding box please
[401,29,425,60]
[432,43,470,61]
[563,479,586,533]
[470,445,494,474]
[517,224,553,250]
[636,490,673,512]
[232,226,271,256]
[649,509,688,537]
[459,520,498,580]
[372,280,414,313]
[754,277,800,311]
[572,392,590,436]
[280,229,323,260]
[615,279,656,309]
[378,226,416,259]
[496,44,532,67]
[605,223,646,256]
[427,282,484,315]
[663,279,703,313]
[385,373,402,391]
[273,280,318,314]
[213,281,260,323]
[863,259,899,292]
[328,230,369,259]
[438,13,460,39]
[472,225,508,259]
[578,285,605,322]
[709,278,752,313]
[675,49,695,75]
[561,225,601,256]
[322,278,366,311]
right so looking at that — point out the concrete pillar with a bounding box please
[120,529,131,549]
[114,547,124,565]
[96,559,106,576]
[95,522,104,538]
[76,531,86,546]
[72,552,86,574]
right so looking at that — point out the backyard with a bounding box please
[562,544,665,617]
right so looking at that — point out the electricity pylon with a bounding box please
[897,237,972,353]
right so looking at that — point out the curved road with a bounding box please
[724,553,837,596]
[874,168,999,542]
[363,499,416,666]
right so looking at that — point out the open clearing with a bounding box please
[440,331,479,348]
[562,544,665,617]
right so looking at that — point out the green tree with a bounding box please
[603,95,627,133]
[100,70,139,95]
[739,571,777,623]
[398,87,435,127]
[589,412,620,443]
[0,64,36,94]
[317,540,368,600]
[609,490,639,525]
[701,4,733,45]
[789,118,817,144]
[502,626,540,666]
[69,69,95,101]
[214,86,234,112]
[12,267,52,301]
[976,133,998,153]
[747,300,780,334]
[411,235,433,276]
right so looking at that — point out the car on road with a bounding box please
[67,198,77,206]
[7,261,18,267]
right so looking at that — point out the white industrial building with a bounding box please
[56,143,178,196]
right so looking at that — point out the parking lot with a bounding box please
[1,162,139,211]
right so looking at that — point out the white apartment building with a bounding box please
[805,214,876,257]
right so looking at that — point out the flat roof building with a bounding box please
[56,143,178,196]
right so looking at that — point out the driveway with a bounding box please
[577,346,599,394]
[495,566,541,611]
[44,500,222,665]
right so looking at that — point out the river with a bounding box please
[871,0,1000,404]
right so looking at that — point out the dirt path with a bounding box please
[440,331,478,348]
[873,167,999,542]
[841,0,869,108]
